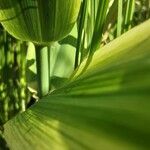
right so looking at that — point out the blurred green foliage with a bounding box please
[0,25,28,125]
[0,25,30,149]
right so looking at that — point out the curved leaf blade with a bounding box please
[4,20,150,150]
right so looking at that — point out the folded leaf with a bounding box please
[0,0,81,44]
[4,20,150,150]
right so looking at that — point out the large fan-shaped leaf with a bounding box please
[4,20,150,150]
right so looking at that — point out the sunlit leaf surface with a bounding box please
[4,20,150,150]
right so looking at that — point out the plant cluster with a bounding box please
[0,0,150,149]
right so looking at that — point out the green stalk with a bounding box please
[35,45,49,98]
[20,42,27,112]
[124,0,135,32]
[48,46,51,91]
[4,99,8,122]
[75,0,88,69]
[3,30,8,122]
[90,0,109,54]
[146,0,150,19]
[117,0,123,37]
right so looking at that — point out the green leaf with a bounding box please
[0,0,81,44]
[4,20,150,150]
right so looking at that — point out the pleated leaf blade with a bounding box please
[4,20,150,150]
[0,0,81,44]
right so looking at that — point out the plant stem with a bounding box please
[75,0,88,69]
[90,0,109,54]
[124,0,135,32]
[35,45,49,98]
[117,0,123,37]
[20,42,27,112]
[48,46,51,91]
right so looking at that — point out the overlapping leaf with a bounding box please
[0,0,81,44]
[4,20,150,150]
